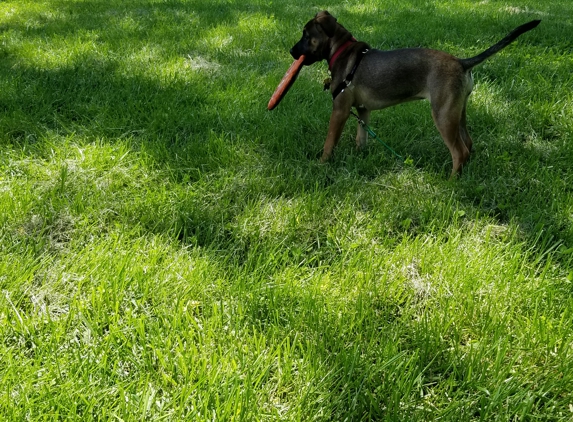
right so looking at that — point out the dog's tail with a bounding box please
[459,20,540,71]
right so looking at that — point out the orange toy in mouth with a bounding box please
[267,55,305,110]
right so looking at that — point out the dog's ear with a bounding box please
[315,10,338,37]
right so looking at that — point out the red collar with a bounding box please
[328,38,356,70]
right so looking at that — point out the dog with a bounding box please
[290,11,540,177]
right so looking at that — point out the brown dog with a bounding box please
[290,11,540,177]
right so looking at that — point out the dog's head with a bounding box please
[290,11,340,65]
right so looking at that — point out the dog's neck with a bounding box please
[328,37,356,70]
[326,24,356,71]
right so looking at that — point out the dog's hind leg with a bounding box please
[355,107,370,150]
[459,101,473,153]
[431,99,470,178]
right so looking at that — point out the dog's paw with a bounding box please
[355,139,367,151]
[319,151,332,163]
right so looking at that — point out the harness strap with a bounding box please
[331,49,369,100]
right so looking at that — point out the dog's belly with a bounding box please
[354,85,429,110]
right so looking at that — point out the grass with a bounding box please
[1,0,572,420]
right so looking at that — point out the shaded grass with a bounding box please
[1,0,573,420]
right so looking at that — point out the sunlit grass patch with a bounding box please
[1,0,572,420]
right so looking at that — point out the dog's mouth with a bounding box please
[290,39,322,66]
[300,57,318,66]
[290,48,319,66]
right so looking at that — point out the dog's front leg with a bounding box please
[320,107,351,162]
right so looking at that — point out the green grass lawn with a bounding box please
[1,0,572,420]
